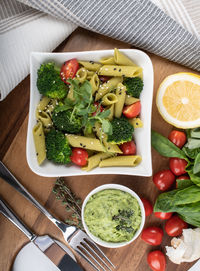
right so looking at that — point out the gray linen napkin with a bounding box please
[18,0,200,71]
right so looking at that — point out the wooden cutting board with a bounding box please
[0,27,199,271]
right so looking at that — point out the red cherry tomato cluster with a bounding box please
[142,130,189,271]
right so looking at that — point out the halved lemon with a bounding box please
[156,72,200,128]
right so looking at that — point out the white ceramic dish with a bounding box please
[81,184,145,248]
[27,49,153,177]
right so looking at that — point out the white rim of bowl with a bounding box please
[81,184,145,248]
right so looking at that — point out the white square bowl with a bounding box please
[27,49,154,177]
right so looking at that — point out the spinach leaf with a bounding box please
[154,185,200,212]
[191,127,200,138]
[151,130,188,160]
[185,138,200,149]
[179,212,200,227]
[176,179,193,189]
[187,169,200,187]
[182,146,200,159]
[193,153,200,174]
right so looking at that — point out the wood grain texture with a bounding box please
[0,27,199,271]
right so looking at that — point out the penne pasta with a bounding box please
[67,85,75,101]
[36,110,52,129]
[76,67,87,83]
[114,48,137,66]
[95,76,122,101]
[107,104,115,121]
[114,83,126,118]
[98,65,142,78]
[86,70,95,80]
[99,155,142,167]
[79,61,102,72]
[82,152,114,171]
[32,121,46,165]
[125,95,140,105]
[90,73,100,95]
[37,96,51,111]
[66,134,105,152]
[102,93,118,106]
[99,56,115,65]
[128,118,143,129]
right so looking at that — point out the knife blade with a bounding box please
[0,197,83,271]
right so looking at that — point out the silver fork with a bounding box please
[0,161,115,271]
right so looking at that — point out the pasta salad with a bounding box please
[33,48,144,171]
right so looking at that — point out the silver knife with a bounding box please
[0,197,84,271]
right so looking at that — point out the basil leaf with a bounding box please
[176,179,193,189]
[191,127,200,138]
[151,130,188,160]
[185,138,200,149]
[193,153,200,174]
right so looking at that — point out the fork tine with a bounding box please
[86,238,115,268]
[75,247,101,271]
[82,241,113,271]
[78,244,107,271]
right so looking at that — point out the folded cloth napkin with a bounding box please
[1,0,200,101]
[0,0,76,101]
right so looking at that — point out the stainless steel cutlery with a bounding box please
[0,161,115,271]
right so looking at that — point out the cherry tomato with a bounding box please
[60,59,79,83]
[165,215,188,236]
[147,250,166,271]
[154,212,173,220]
[99,76,111,83]
[176,175,190,188]
[120,141,136,155]
[141,198,153,217]
[169,158,187,176]
[122,101,141,118]
[141,226,163,246]
[153,169,175,191]
[70,148,88,166]
[168,130,186,148]
[92,102,104,116]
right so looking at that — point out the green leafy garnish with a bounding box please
[112,209,134,233]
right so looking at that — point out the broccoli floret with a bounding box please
[45,129,71,164]
[52,108,82,134]
[107,118,134,144]
[123,77,143,98]
[37,62,68,99]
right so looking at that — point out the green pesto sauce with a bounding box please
[84,189,142,243]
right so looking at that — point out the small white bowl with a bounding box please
[81,184,145,248]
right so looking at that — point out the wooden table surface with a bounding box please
[0,27,199,271]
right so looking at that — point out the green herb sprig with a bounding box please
[112,209,134,233]
[53,178,83,229]
[63,79,112,136]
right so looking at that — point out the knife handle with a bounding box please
[0,161,59,226]
[0,197,35,240]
